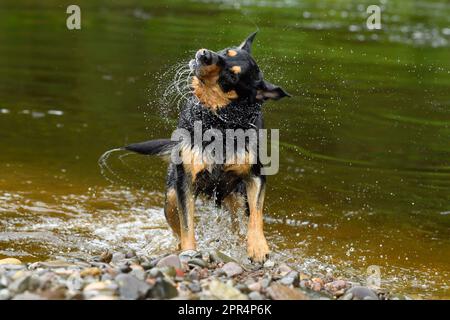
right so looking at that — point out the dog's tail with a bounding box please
[124,139,177,158]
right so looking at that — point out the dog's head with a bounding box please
[189,32,290,110]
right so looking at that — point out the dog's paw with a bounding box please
[247,234,270,263]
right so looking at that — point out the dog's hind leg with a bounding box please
[245,175,270,263]
[175,164,197,251]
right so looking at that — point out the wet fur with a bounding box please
[123,33,289,263]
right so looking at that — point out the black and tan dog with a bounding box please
[124,32,289,263]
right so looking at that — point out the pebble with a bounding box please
[209,250,235,264]
[263,260,275,268]
[115,274,152,300]
[208,280,247,300]
[111,252,126,264]
[187,258,207,268]
[0,250,401,300]
[248,282,262,292]
[248,291,264,300]
[261,275,272,289]
[267,283,308,300]
[279,271,299,287]
[343,286,379,300]
[0,288,10,300]
[149,278,178,299]
[9,275,39,294]
[179,250,202,263]
[275,263,293,277]
[0,258,22,265]
[156,254,182,270]
[130,265,146,281]
[188,281,202,293]
[221,262,243,277]
[12,291,45,300]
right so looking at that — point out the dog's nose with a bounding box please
[196,49,213,65]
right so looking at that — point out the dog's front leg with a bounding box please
[175,164,197,251]
[246,175,270,263]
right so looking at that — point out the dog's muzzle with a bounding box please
[189,49,220,76]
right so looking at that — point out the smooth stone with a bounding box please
[248,291,264,300]
[8,275,40,294]
[29,260,77,269]
[149,278,178,299]
[111,252,126,264]
[0,288,10,300]
[160,266,177,278]
[0,258,22,265]
[209,250,236,264]
[263,260,275,268]
[0,275,9,288]
[248,282,262,292]
[130,265,146,281]
[66,274,84,291]
[261,276,272,289]
[188,282,202,293]
[83,281,118,299]
[346,286,379,300]
[147,268,164,279]
[12,291,46,300]
[188,258,207,268]
[84,281,117,292]
[340,292,353,300]
[156,254,182,270]
[179,250,202,263]
[275,263,293,277]
[266,283,308,300]
[188,269,200,281]
[208,280,247,300]
[115,274,152,300]
[279,271,299,287]
[221,262,243,277]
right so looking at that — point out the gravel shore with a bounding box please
[0,251,409,300]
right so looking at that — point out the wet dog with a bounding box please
[123,32,289,262]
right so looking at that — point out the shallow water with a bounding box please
[0,0,449,298]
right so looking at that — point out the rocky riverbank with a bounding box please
[0,251,408,300]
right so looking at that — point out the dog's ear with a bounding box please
[256,80,291,101]
[238,31,258,54]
